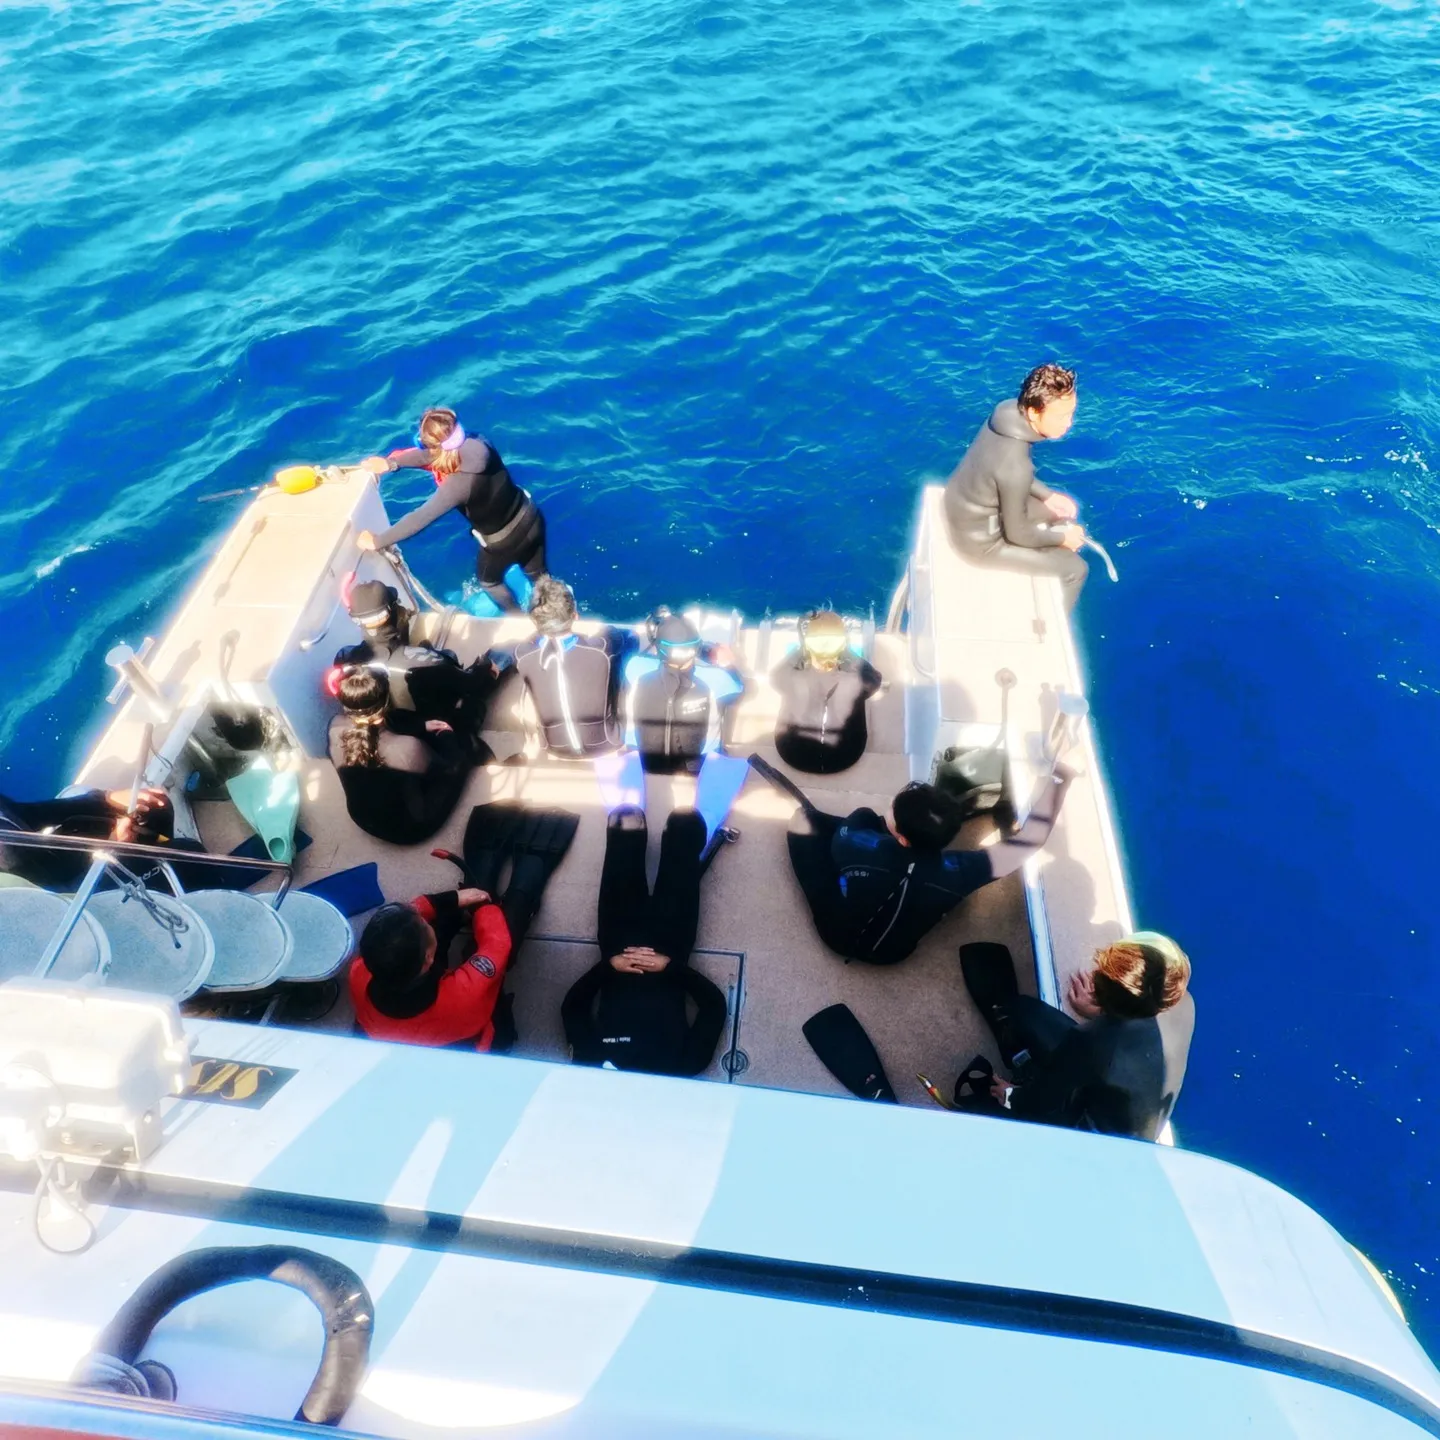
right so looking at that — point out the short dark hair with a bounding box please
[359,902,432,987]
[530,576,577,636]
[338,667,389,715]
[891,782,965,852]
[1018,363,1076,415]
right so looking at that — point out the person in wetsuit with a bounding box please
[349,888,512,1051]
[779,770,1069,966]
[943,363,1089,609]
[0,787,204,891]
[355,406,546,613]
[561,806,729,1076]
[771,610,883,775]
[332,580,499,759]
[624,614,744,774]
[961,933,1195,1141]
[327,667,471,844]
[511,577,637,758]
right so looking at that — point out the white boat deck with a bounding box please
[70,472,1133,1111]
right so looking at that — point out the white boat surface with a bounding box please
[0,470,1434,1438]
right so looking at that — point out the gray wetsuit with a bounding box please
[942,400,1087,608]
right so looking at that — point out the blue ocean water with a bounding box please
[3,0,1439,1347]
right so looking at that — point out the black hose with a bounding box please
[81,1245,373,1426]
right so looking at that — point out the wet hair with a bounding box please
[1091,936,1190,1019]
[418,406,463,476]
[890,781,965,853]
[359,902,433,989]
[336,667,389,769]
[530,576,578,636]
[1017,363,1076,416]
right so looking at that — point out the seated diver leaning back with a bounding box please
[942,362,1089,610]
[960,932,1195,1142]
[562,806,729,1077]
[354,406,547,614]
[763,761,1070,966]
[511,577,638,758]
[333,579,500,761]
[770,610,883,774]
[328,666,471,845]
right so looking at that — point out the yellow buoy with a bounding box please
[274,464,321,495]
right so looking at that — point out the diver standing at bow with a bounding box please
[355,407,547,614]
[943,363,1090,609]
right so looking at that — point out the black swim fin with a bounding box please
[747,753,820,818]
[462,801,527,895]
[502,807,581,951]
[802,1003,897,1103]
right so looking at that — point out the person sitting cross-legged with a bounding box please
[959,933,1195,1142]
[349,888,512,1051]
[561,806,729,1077]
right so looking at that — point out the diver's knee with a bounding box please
[608,804,647,833]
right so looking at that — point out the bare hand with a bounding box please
[355,530,377,552]
[611,946,671,974]
[1058,524,1085,552]
[113,816,137,842]
[1068,969,1102,1019]
[457,888,491,908]
[1044,492,1078,521]
[990,1076,1014,1104]
[359,456,390,476]
[425,719,454,734]
[708,643,737,670]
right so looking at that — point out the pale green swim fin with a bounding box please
[225,757,301,863]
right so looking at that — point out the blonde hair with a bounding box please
[1091,932,1190,1019]
[418,407,462,476]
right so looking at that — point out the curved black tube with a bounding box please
[86,1245,373,1426]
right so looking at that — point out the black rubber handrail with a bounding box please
[1,1161,1430,1436]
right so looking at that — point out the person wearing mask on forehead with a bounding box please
[354,406,548,614]
[943,362,1091,609]
[770,610,883,775]
[331,580,500,759]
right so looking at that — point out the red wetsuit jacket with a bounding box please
[349,893,512,1051]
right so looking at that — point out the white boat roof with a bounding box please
[2,1018,1438,1437]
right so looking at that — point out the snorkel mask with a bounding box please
[654,613,702,670]
[799,610,848,667]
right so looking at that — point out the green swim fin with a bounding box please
[502,807,581,951]
[462,801,527,895]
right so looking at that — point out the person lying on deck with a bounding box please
[763,762,1070,967]
[0,786,204,891]
[332,580,500,760]
[960,933,1195,1142]
[349,889,513,1051]
[327,667,471,845]
[561,807,729,1077]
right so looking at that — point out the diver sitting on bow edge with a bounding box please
[943,363,1089,609]
[751,757,1069,967]
[355,406,547,614]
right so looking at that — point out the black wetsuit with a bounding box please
[771,652,883,774]
[943,400,1087,608]
[788,806,994,965]
[327,711,471,844]
[0,791,210,891]
[561,809,728,1076]
[374,435,546,610]
[333,624,498,758]
[988,992,1196,1141]
[627,658,744,775]
[512,627,637,758]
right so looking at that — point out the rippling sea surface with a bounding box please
[3,0,1439,1347]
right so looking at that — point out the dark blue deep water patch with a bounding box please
[3,0,1440,1346]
